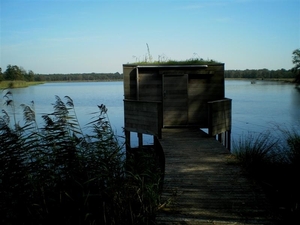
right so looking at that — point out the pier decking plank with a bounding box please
[156,128,274,225]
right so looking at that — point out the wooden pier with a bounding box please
[122,63,274,224]
[156,128,275,225]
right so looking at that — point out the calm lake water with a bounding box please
[1,80,300,146]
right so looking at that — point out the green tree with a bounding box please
[4,65,24,81]
[24,70,35,81]
[292,49,300,84]
[0,67,3,82]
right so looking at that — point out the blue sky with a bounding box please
[1,0,299,74]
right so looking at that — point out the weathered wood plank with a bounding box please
[156,128,275,225]
[208,98,232,136]
[124,100,162,137]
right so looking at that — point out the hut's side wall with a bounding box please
[123,66,137,100]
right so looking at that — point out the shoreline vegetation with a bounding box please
[232,129,300,223]
[0,94,163,225]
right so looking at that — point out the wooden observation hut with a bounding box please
[123,63,232,150]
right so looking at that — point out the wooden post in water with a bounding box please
[208,98,232,150]
[125,130,131,153]
[138,133,143,149]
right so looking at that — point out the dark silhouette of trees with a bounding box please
[0,68,3,82]
[34,72,123,82]
[225,68,294,79]
[4,65,24,81]
[0,64,123,82]
[24,70,35,82]
[292,48,300,84]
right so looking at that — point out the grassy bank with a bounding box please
[0,80,44,89]
[232,130,300,223]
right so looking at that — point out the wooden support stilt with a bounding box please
[227,130,231,151]
[138,133,143,149]
[218,133,222,143]
[125,130,131,153]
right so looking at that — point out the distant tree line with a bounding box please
[34,72,123,82]
[225,49,300,83]
[0,65,123,82]
[225,68,295,79]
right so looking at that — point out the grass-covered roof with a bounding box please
[125,58,223,66]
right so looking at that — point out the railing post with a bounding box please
[125,130,131,151]
[208,98,232,150]
[218,133,222,143]
[138,133,143,149]
[227,130,231,151]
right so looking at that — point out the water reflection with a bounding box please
[225,80,300,142]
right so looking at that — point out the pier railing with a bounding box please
[124,99,162,137]
[124,99,162,150]
[208,98,232,150]
[124,98,232,150]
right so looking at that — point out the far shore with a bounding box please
[1,78,295,90]
[0,81,45,89]
[225,77,295,82]
[0,80,123,89]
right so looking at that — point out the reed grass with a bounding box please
[279,127,300,166]
[232,131,280,175]
[232,130,300,223]
[0,91,162,225]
